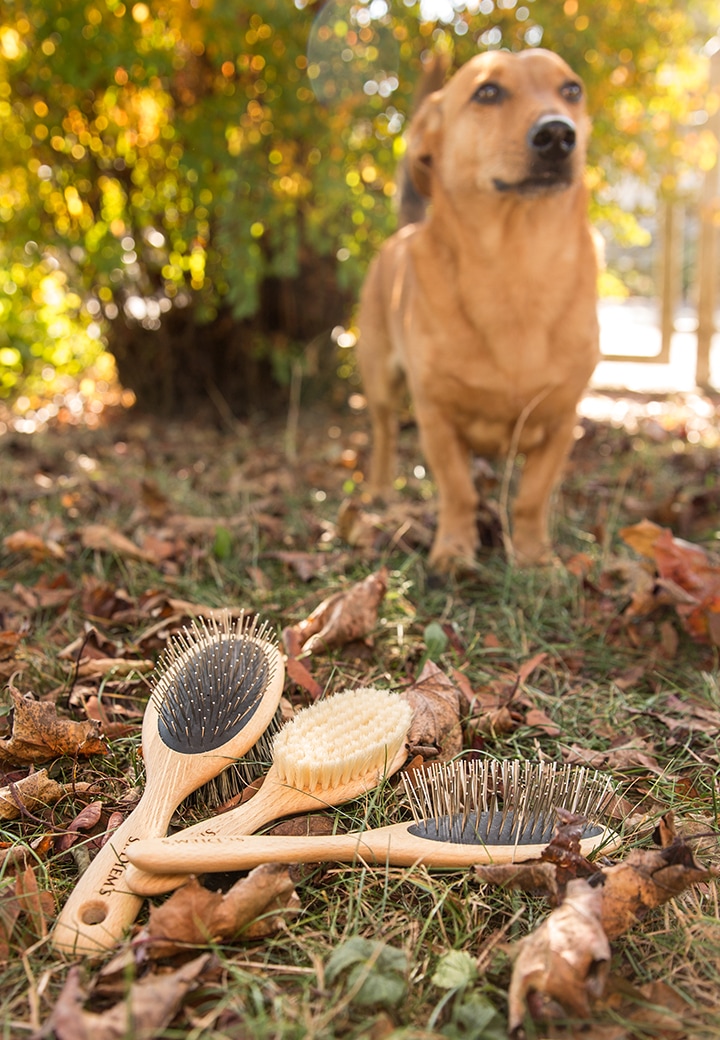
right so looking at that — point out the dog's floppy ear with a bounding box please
[405,91,443,198]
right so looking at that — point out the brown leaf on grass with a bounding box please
[0,768,66,820]
[74,657,155,679]
[282,567,387,656]
[0,686,108,766]
[12,575,76,613]
[285,656,324,699]
[475,811,601,905]
[44,954,212,1040]
[79,522,157,563]
[80,579,137,622]
[3,528,66,561]
[55,800,104,854]
[474,861,561,903]
[264,550,339,582]
[620,519,720,645]
[590,977,699,1040]
[404,660,462,761]
[144,864,298,958]
[600,837,712,940]
[564,735,664,776]
[0,631,21,662]
[524,707,561,737]
[507,878,611,1035]
[0,863,55,963]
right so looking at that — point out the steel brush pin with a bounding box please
[124,759,622,877]
[401,759,614,846]
[52,611,284,957]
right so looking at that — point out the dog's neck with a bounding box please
[423,179,591,262]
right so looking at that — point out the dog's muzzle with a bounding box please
[528,115,577,162]
[493,115,578,194]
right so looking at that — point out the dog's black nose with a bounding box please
[528,116,576,160]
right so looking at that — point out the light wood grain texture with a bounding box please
[125,717,410,896]
[52,633,283,956]
[126,820,622,875]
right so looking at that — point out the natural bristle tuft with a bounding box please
[402,759,613,846]
[153,612,280,755]
[272,687,412,792]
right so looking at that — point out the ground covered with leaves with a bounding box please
[1,390,720,1040]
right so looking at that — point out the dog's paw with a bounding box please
[428,543,479,577]
[511,544,559,568]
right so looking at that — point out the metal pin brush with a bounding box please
[125,686,413,896]
[125,759,622,876]
[52,611,284,956]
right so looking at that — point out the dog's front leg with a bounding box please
[510,418,576,565]
[416,408,479,572]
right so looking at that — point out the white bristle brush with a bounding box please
[124,686,413,896]
[126,759,622,875]
[53,612,284,956]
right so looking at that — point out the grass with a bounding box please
[1,393,719,1038]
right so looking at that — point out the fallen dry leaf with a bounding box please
[264,550,338,581]
[74,657,155,679]
[620,519,720,645]
[55,800,105,854]
[3,528,66,561]
[0,685,108,766]
[144,864,299,958]
[507,877,611,1035]
[404,660,463,761]
[474,861,561,903]
[282,567,387,656]
[0,768,66,820]
[79,522,157,563]
[0,863,55,963]
[599,837,712,940]
[285,656,324,699]
[43,953,212,1040]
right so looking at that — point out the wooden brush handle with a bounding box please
[125,741,412,897]
[52,797,164,956]
[127,822,620,876]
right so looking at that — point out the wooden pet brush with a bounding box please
[126,759,622,875]
[52,611,284,956]
[125,685,413,895]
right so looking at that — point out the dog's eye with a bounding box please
[560,81,583,103]
[473,82,504,104]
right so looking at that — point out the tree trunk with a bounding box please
[110,251,353,420]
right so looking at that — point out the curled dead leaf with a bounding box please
[620,519,720,645]
[474,861,560,903]
[145,863,299,958]
[42,954,212,1040]
[79,522,157,562]
[282,568,387,656]
[0,768,66,820]
[600,838,712,940]
[508,878,610,1035]
[404,660,462,761]
[0,686,108,766]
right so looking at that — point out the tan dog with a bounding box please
[356,49,599,571]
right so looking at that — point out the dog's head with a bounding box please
[406,49,590,201]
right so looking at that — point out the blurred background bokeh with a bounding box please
[1,0,719,433]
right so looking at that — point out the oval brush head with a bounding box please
[272,686,412,791]
[52,611,284,957]
[153,614,276,752]
[124,686,413,895]
[402,759,614,845]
